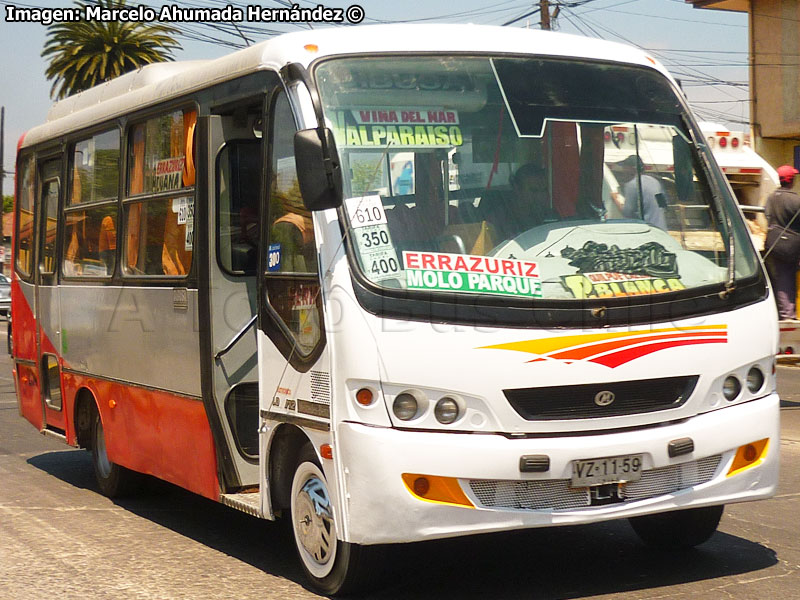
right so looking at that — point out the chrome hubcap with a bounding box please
[294,475,334,567]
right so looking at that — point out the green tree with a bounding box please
[3,195,12,214]
[42,0,180,100]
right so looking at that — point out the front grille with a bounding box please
[467,454,722,511]
[503,375,699,420]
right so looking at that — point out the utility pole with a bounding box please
[540,0,551,30]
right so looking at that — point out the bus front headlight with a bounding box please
[393,393,419,421]
[434,397,460,424]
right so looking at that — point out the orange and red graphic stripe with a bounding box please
[480,325,727,368]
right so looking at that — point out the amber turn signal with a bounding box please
[727,439,769,477]
[401,473,474,508]
[355,388,374,406]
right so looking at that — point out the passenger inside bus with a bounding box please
[98,215,116,271]
[610,155,668,229]
[64,218,84,276]
[270,179,315,273]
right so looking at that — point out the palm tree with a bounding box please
[42,0,180,100]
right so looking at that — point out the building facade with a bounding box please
[689,0,800,169]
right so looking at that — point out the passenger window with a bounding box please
[127,110,196,196]
[124,109,196,276]
[218,140,261,275]
[63,207,118,277]
[63,129,120,277]
[39,162,61,277]
[70,130,119,204]
[269,98,315,275]
[15,156,35,278]
[265,93,322,356]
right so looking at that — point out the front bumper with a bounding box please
[336,394,779,544]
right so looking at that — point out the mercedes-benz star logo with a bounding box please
[594,390,616,407]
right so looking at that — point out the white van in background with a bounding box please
[700,122,778,251]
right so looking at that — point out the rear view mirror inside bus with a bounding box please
[294,127,343,211]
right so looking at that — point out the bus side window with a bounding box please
[263,92,322,357]
[63,129,120,277]
[123,109,196,276]
[39,163,61,277]
[218,139,262,275]
[15,155,36,278]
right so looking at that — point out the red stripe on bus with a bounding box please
[591,338,726,368]
[542,331,726,362]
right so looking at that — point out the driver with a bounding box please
[491,163,559,240]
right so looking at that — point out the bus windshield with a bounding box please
[316,56,758,302]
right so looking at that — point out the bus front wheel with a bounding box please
[629,505,724,549]
[91,408,139,498]
[289,445,381,596]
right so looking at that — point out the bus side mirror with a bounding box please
[294,127,343,211]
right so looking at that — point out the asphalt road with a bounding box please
[2,331,800,599]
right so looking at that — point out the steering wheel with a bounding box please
[436,233,467,254]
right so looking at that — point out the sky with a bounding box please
[0,0,751,197]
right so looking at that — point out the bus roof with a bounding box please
[23,24,671,149]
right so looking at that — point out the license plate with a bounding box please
[571,454,644,487]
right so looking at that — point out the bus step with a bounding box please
[42,427,67,442]
[221,491,262,517]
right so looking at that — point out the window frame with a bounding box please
[215,138,263,277]
[37,159,63,284]
[62,127,122,280]
[121,104,198,280]
[258,87,326,368]
[14,153,37,282]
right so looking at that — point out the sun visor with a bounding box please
[490,57,683,139]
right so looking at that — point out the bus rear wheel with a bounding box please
[289,445,381,596]
[629,505,724,549]
[91,407,139,498]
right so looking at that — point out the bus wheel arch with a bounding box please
[267,424,313,513]
[74,388,97,450]
[286,441,384,596]
[76,390,140,498]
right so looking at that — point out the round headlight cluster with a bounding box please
[722,366,766,402]
[392,392,463,424]
[434,397,460,424]
[746,366,764,393]
[722,376,741,401]
[393,393,418,421]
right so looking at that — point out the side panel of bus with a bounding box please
[12,73,279,501]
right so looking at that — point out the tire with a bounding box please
[91,407,139,498]
[629,505,724,550]
[290,446,381,596]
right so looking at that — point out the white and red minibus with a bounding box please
[12,25,779,595]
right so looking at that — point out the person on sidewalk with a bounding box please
[765,164,800,319]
